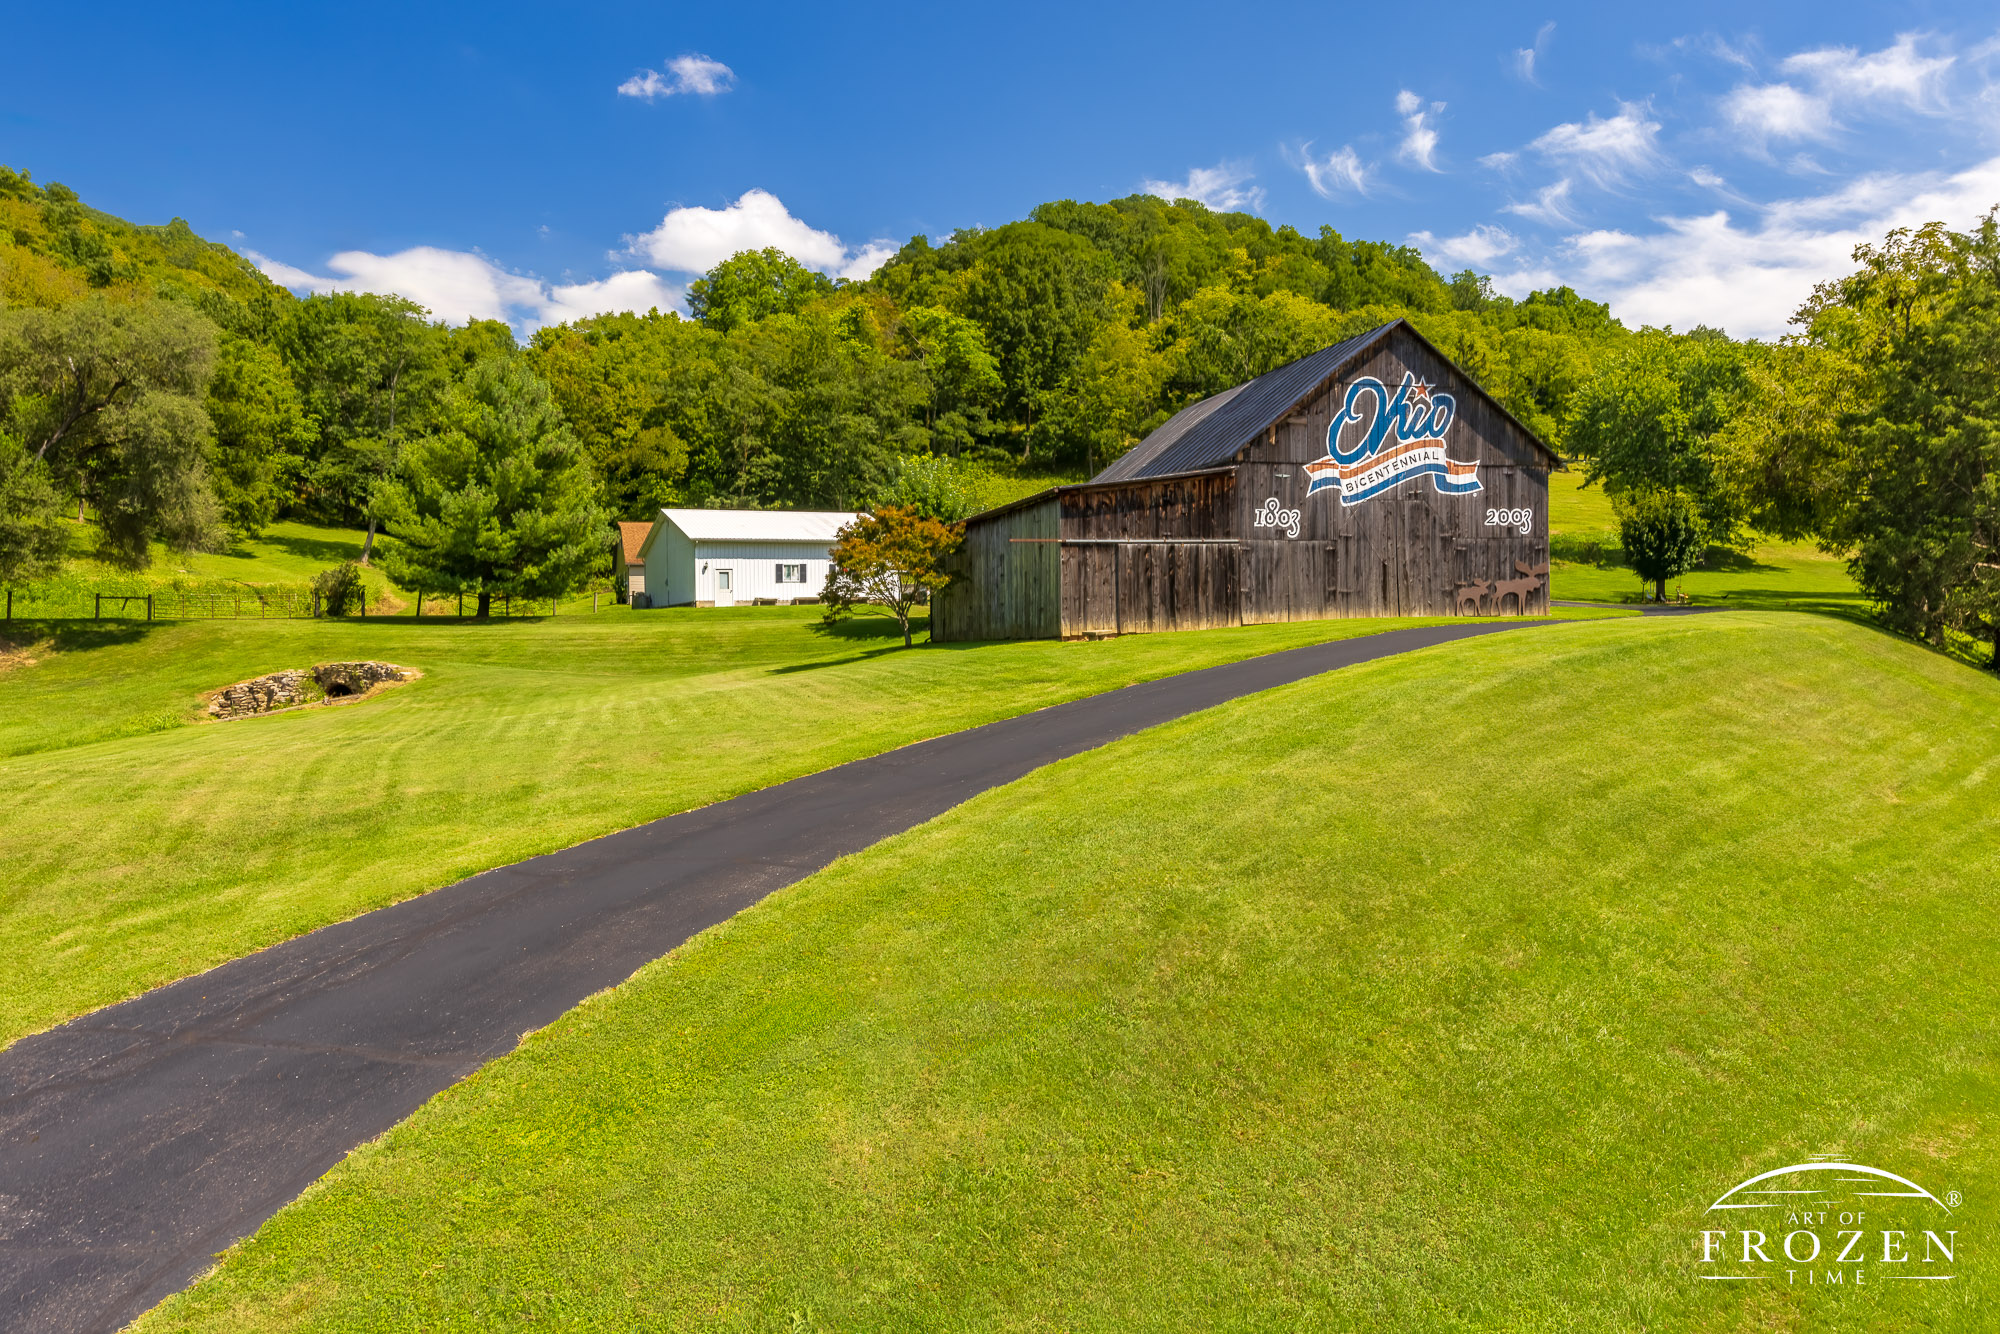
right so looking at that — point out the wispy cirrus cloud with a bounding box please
[1141,161,1266,212]
[1289,143,1369,198]
[1514,21,1555,85]
[1782,33,1952,111]
[1720,82,1835,145]
[1503,179,1578,226]
[1528,101,1662,185]
[1409,224,1519,269]
[1493,154,2000,338]
[1397,90,1444,170]
[618,53,736,101]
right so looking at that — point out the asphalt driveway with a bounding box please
[0,620,1558,1333]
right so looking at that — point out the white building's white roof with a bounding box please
[655,508,861,544]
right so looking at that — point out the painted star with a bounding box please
[1405,379,1433,420]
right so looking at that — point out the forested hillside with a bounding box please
[0,166,1636,551]
[0,167,278,312]
[4,163,1998,663]
[528,197,1632,519]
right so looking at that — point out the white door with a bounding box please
[713,568,735,606]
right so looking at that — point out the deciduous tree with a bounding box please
[688,249,835,332]
[820,506,963,647]
[1617,487,1706,602]
[206,335,312,542]
[275,292,451,560]
[1565,328,1751,548]
[0,296,221,566]
[0,433,69,588]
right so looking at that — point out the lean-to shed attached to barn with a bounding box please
[931,318,1562,641]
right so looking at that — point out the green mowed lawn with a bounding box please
[1553,541,1866,614]
[1546,470,1864,613]
[139,612,2000,1332]
[1549,467,1619,535]
[2,606,1616,1047]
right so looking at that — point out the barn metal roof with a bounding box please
[1089,318,1561,484]
[1092,323,1400,483]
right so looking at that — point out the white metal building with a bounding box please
[635,508,862,607]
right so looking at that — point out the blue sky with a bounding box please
[7,2,1999,338]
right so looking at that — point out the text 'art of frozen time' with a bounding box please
[1304,372,1484,505]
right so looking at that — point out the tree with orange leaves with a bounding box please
[820,505,963,647]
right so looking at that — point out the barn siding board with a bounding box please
[938,322,1553,641]
[932,495,1059,642]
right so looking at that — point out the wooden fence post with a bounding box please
[95,593,102,621]
[147,594,154,622]
[416,591,423,619]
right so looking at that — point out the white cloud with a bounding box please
[619,53,736,100]
[1721,83,1835,144]
[1141,161,1266,212]
[252,189,883,334]
[1515,21,1556,84]
[1529,101,1661,184]
[1291,143,1368,198]
[837,241,898,282]
[1497,153,2000,338]
[625,189,894,278]
[1478,150,1519,171]
[628,188,858,272]
[250,247,680,333]
[1397,90,1444,170]
[253,246,542,323]
[1409,224,1519,268]
[537,271,685,327]
[1689,166,1728,190]
[617,69,672,100]
[1503,179,1578,226]
[1782,33,1951,111]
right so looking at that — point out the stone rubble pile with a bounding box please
[208,670,310,719]
[313,660,412,697]
[207,662,413,720]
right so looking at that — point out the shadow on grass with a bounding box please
[1698,547,1783,574]
[267,532,365,565]
[14,621,168,652]
[770,646,908,673]
[772,612,995,669]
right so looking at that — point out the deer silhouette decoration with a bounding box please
[1488,561,1551,614]
[1454,581,1493,615]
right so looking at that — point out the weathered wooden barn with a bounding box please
[931,318,1561,641]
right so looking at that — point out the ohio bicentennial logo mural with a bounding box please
[1304,371,1483,505]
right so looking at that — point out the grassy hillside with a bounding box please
[0,608,1640,1047]
[1547,470,1861,612]
[137,612,2000,1331]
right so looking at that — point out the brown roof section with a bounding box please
[618,521,652,566]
